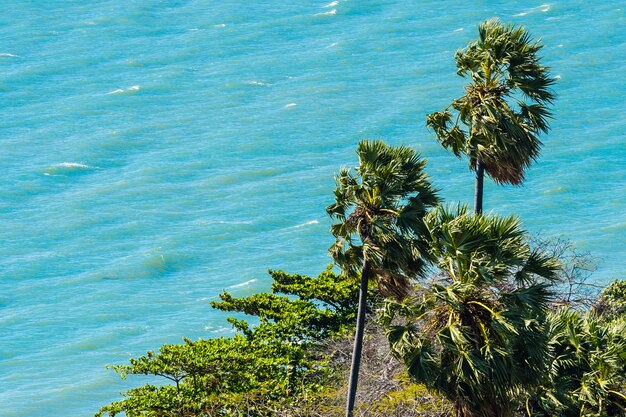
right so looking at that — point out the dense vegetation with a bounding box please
[97,267,359,416]
[98,19,625,417]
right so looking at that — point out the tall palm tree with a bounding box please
[426,18,555,214]
[327,140,439,417]
[380,204,559,417]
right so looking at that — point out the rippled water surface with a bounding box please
[1,1,624,415]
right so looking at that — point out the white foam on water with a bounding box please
[106,85,140,95]
[554,75,561,79]
[453,28,464,32]
[327,42,339,48]
[193,219,253,226]
[214,23,226,28]
[514,4,549,17]
[206,325,235,334]
[284,103,297,108]
[247,80,272,86]
[292,220,319,229]
[218,220,253,225]
[323,1,339,7]
[44,162,96,176]
[0,53,17,57]
[215,327,236,334]
[314,9,336,16]
[227,279,257,289]
[57,162,91,168]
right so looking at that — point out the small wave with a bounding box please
[214,23,226,28]
[143,254,170,272]
[542,186,566,195]
[515,4,550,16]
[219,220,253,225]
[247,80,272,86]
[292,220,319,229]
[59,162,91,168]
[210,326,236,334]
[192,219,253,226]
[314,9,336,16]
[453,28,464,32]
[323,1,339,7]
[554,75,561,79]
[203,323,235,333]
[284,103,297,108]
[327,42,339,48]
[228,279,257,289]
[0,53,17,57]
[44,162,96,176]
[106,85,140,95]
[601,222,626,232]
[557,44,563,48]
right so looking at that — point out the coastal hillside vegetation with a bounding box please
[97,19,625,417]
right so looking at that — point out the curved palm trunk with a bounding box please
[345,258,371,417]
[474,159,485,214]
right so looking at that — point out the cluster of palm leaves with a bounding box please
[327,18,624,417]
[426,18,555,213]
[380,205,559,417]
[529,309,626,417]
[327,140,440,298]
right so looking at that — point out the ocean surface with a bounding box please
[1,1,624,415]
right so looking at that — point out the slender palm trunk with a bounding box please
[345,258,370,417]
[474,159,484,214]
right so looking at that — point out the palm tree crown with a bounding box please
[381,205,560,417]
[327,140,440,298]
[427,18,555,188]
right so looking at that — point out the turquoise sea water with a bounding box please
[1,1,624,415]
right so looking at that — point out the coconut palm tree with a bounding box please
[327,140,439,417]
[380,204,560,417]
[426,18,555,214]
